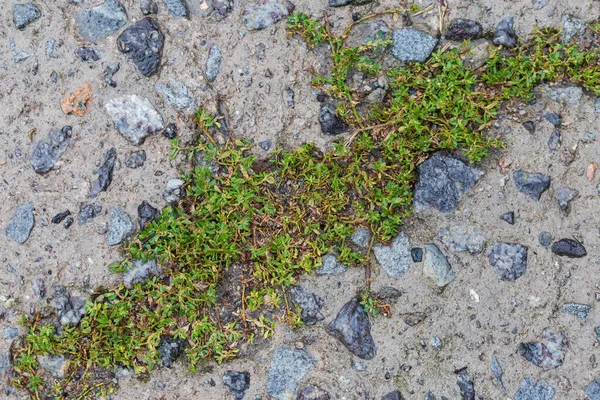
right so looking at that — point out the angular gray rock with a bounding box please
[156,77,195,109]
[548,130,560,150]
[319,103,349,135]
[91,148,117,198]
[437,225,486,254]
[10,37,31,63]
[0,353,11,374]
[422,243,455,289]
[106,207,135,246]
[29,126,72,174]
[350,227,371,248]
[117,18,164,77]
[123,259,161,288]
[390,28,438,63]
[381,392,404,400]
[77,0,128,42]
[562,303,591,322]
[297,385,331,400]
[53,285,86,326]
[3,326,18,340]
[327,297,376,360]
[493,17,518,48]
[445,19,483,41]
[317,253,346,275]
[561,15,586,44]
[140,0,158,14]
[539,232,552,248]
[162,0,188,17]
[125,150,146,169]
[456,370,475,400]
[5,201,34,244]
[37,355,67,378]
[222,371,250,399]
[487,242,527,281]
[413,152,482,213]
[515,377,555,400]
[554,186,578,215]
[206,45,222,82]
[241,0,295,31]
[518,329,567,370]
[373,232,410,277]
[13,3,41,30]
[266,347,315,400]
[105,95,164,145]
[585,378,600,400]
[78,203,102,225]
[490,354,505,392]
[101,62,120,87]
[290,286,324,325]
[138,200,160,228]
[513,170,551,201]
[163,178,185,204]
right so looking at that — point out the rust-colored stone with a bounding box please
[60,82,93,117]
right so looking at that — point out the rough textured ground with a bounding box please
[2,0,600,399]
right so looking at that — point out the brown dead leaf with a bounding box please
[587,163,598,181]
[60,82,93,117]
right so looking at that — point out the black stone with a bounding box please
[162,123,177,139]
[125,150,146,169]
[522,121,535,134]
[445,19,483,41]
[158,337,185,368]
[542,110,561,127]
[381,392,404,400]
[411,247,423,262]
[500,211,514,225]
[327,297,376,360]
[493,17,518,48]
[138,200,160,229]
[78,203,102,225]
[64,217,74,229]
[117,18,164,77]
[513,170,551,201]
[318,103,349,136]
[90,148,117,198]
[551,239,586,258]
[76,47,100,61]
[222,371,250,399]
[52,210,71,224]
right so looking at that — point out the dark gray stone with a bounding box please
[140,0,158,14]
[117,18,164,77]
[548,130,561,150]
[206,45,222,82]
[64,217,74,229]
[551,239,586,258]
[162,123,177,139]
[518,329,567,370]
[446,19,483,41]
[456,370,475,400]
[413,153,482,213]
[223,371,250,399]
[138,200,159,228]
[373,232,410,277]
[29,126,72,174]
[162,0,188,17]
[241,0,295,31]
[267,347,315,400]
[163,178,185,204]
[539,232,552,248]
[125,150,146,169]
[0,353,11,374]
[327,297,376,360]
[159,337,185,368]
[13,3,41,30]
[319,103,349,136]
[490,354,505,392]
[78,203,102,225]
[381,392,404,400]
[76,47,100,61]
[91,148,117,198]
[156,78,195,109]
[487,242,527,281]
[290,286,324,325]
[562,303,591,322]
[515,377,555,400]
[493,17,518,48]
[513,170,551,201]
[284,87,295,108]
[422,243,454,289]
[297,385,330,400]
[500,211,515,225]
[437,225,486,254]
[101,62,120,87]
[390,28,438,63]
[32,278,46,299]
[53,285,86,326]
[329,0,371,6]
[106,207,135,246]
[77,0,128,42]
[105,95,164,145]
[554,186,578,214]
[522,121,535,133]
[123,259,161,288]
[411,247,423,262]
[5,201,34,244]
[542,110,561,127]
[259,140,272,151]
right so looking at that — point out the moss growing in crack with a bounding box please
[10,11,600,399]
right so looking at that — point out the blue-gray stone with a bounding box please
[327,297,376,360]
[490,354,505,392]
[561,15,586,44]
[515,377,555,400]
[437,225,486,254]
[123,260,161,288]
[223,371,250,400]
[106,207,135,246]
[0,353,11,374]
[3,326,18,340]
[373,232,410,277]
[5,201,34,244]
[317,253,346,275]
[90,148,117,198]
[290,286,324,326]
[562,303,591,322]
[422,243,454,289]
[513,170,551,201]
[241,0,295,31]
[29,126,72,174]
[586,378,600,400]
[487,242,527,281]
[539,232,552,248]
[156,77,195,109]
[350,227,371,248]
[37,355,67,378]
[206,45,222,82]
[77,0,128,42]
[162,0,188,17]
[13,3,41,30]
[390,28,438,63]
[10,37,31,63]
[267,347,315,400]
[493,17,518,48]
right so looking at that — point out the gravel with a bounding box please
[163,178,185,204]
[123,259,161,288]
[206,45,222,82]
[222,371,250,399]
[554,186,578,214]
[162,0,188,17]
[585,378,600,400]
[75,47,100,61]
[493,17,518,48]
[117,18,164,77]
[5,201,35,244]
[266,347,315,400]
[137,200,160,228]
[513,170,551,201]
[445,19,483,41]
[327,297,376,360]
[500,211,515,225]
[156,78,195,109]
[13,3,41,30]
[53,285,86,326]
[90,148,117,198]
[561,15,586,44]
[105,207,135,246]
[422,243,455,290]
[515,377,555,400]
[78,203,102,225]
[548,130,561,150]
[241,0,295,31]
[437,225,486,254]
[551,238,587,258]
[37,355,68,378]
[297,385,331,400]
[29,126,72,174]
[562,303,591,322]
[290,286,325,326]
[124,150,146,169]
[317,253,346,275]
[518,329,568,370]
[318,103,349,135]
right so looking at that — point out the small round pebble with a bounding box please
[539,231,552,248]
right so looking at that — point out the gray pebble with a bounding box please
[106,207,135,246]
[5,201,35,244]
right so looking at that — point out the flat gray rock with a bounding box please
[105,95,164,145]
[10,37,31,63]
[562,303,591,322]
[37,355,67,378]
[316,252,346,275]
[241,0,295,30]
[156,77,195,109]
[513,170,551,201]
[390,28,438,63]
[327,297,376,360]
[518,329,567,370]
[206,45,222,82]
[77,0,128,42]
[266,347,315,400]
[5,201,34,244]
[350,227,371,248]
[515,377,555,400]
[414,153,482,213]
[422,243,454,289]
[437,225,486,254]
[29,126,72,174]
[162,0,188,17]
[124,259,161,288]
[561,15,586,44]
[106,207,135,246]
[585,378,600,400]
[290,286,324,325]
[554,186,578,214]
[487,242,527,281]
[13,3,41,30]
[373,232,410,277]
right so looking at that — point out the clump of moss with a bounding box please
[10,10,600,399]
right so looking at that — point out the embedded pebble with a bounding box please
[13,3,41,30]
[539,232,552,248]
[266,347,315,399]
[554,186,578,215]
[513,170,551,201]
[437,225,486,254]
[117,18,164,77]
[422,243,454,290]
[106,207,135,246]
[138,200,160,228]
[327,297,376,360]
[162,0,188,17]
[518,329,567,370]
[29,126,72,174]
[156,78,195,109]
[548,130,560,150]
[493,17,518,48]
[77,0,128,42]
[290,286,324,325]
[500,211,515,225]
[241,0,295,31]
[105,95,164,145]
[123,259,161,288]
[562,303,591,322]
[390,28,438,63]
[445,19,483,41]
[515,377,555,400]
[373,232,411,277]
[163,178,185,204]
[90,148,117,198]
[125,150,146,169]
[351,228,370,249]
[5,201,35,244]
[487,242,527,281]
[318,103,349,136]
[551,238,587,258]
[222,371,250,400]
[206,45,222,82]
[78,203,102,225]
